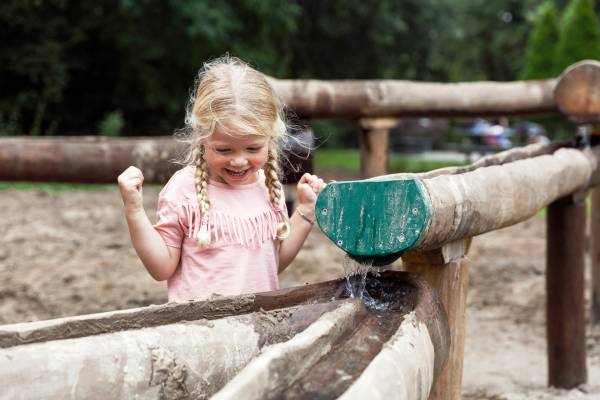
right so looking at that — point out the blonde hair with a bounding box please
[181,56,290,248]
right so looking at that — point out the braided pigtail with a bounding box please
[195,144,212,248]
[265,145,290,239]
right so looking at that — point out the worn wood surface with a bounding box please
[0,136,181,183]
[0,280,344,348]
[268,78,557,118]
[593,187,600,324]
[554,60,600,124]
[0,272,450,400]
[546,197,587,388]
[0,136,311,184]
[403,242,470,400]
[0,301,348,400]
[358,118,394,178]
[328,147,595,256]
[373,142,565,181]
[418,148,593,250]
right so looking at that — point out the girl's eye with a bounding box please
[247,147,263,152]
[215,148,230,153]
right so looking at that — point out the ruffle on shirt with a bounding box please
[183,203,286,249]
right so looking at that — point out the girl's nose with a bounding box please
[230,156,247,167]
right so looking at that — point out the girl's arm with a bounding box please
[278,173,325,272]
[118,166,181,281]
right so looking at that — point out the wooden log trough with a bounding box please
[0,271,449,400]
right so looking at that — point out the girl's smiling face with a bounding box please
[203,127,269,185]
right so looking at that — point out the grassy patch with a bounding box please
[314,148,464,173]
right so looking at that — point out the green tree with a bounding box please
[433,0,541,82]
[555,0,600,72]
[520,1,560,79]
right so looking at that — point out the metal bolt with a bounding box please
[412,208,418,215]
[337,240,343,246]
[322,208,328,215]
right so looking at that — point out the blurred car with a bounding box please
[466,119,514,150]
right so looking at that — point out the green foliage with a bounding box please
[520,1,560,79]
[98,111,124,137]
[0,0,570,138]
[432,0,541,82]
[555,0,600,72]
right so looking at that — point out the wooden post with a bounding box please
[402,239,471,400]
[590,125,600,325]
[358,118,395,178]
[546,195,587,388]
[593,187,600,324]
[551,59,600,391]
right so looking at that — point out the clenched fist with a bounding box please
[117,166,144,214]
[296,173,326,219]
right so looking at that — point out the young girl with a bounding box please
[117,57,325,302]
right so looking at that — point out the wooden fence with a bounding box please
[2,60,600,399]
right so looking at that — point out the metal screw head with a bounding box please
[412,208,418,215]
[322,208,328,215]
[337,240,343,246]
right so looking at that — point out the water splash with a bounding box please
[342,255,372,299]
[341,255,408,312]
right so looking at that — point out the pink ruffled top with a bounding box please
[153,166,287,301]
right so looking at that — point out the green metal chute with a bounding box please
[315,179,432,266]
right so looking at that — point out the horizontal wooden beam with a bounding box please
[0,136,181,184]
[269,77,557,118]
[0,136,311,184]
[418,147,593,250]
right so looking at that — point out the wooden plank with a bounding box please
[402,242,470,400]
[546,196,587,388]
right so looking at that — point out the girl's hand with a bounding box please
[117,166,145,214]
[296,173,326,218]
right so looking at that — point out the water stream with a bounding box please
[342,255,398,312]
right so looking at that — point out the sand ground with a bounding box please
[1,184,599,399]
